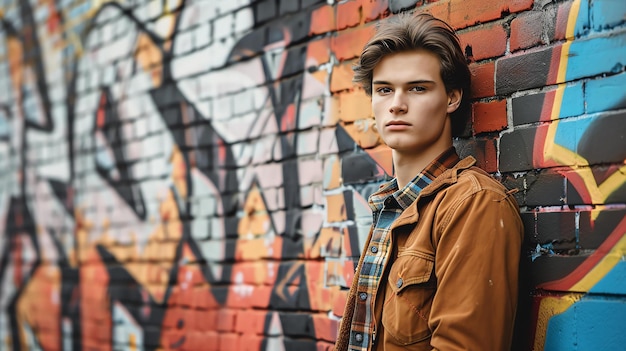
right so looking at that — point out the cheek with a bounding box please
[375,118,384,133]
[372,98,386,116]
[416,99,447,119]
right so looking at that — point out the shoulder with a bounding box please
[456,166,510,195]
[431,167,523,239]
[434,166,509,199]
[433,166,520,213]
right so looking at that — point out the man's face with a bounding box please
[371,49,461,157]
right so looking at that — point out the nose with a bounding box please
[389,92,407,114]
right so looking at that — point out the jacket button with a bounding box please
[355,333,363,342]
[397,278,403,288]
[359,292,367,301]
[370,246,378,253]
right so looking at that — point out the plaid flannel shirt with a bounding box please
[347,147,460,350]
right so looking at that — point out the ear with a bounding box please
[446,89,463,114]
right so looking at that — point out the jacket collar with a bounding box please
[419,156,476,197]
[390,156,477,229]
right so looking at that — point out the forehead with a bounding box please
[372,49,442,81]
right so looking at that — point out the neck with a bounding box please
[393,142,452,189]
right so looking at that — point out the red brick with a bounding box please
[216,308,237,332]
[198,331,220,351]
[82,338,110,351]
[238,333,264,351]
[337,89,373,122]
[510,11,545,52]
[250,285,273,308]
[479,137,498,173]
[218,333,239,351]
[469,61,495,98]
[457,137,498,173]
[473,99,508,134]
[225,286,255,309]
[317,341,337,351]
[366,144,394,177]
[420,0,452,25]
[331,25,376,61]
[167,286,180,307]
[362,0,390,22]
[337,0,362,30]
[179,287,196,308]
[306,37,331,69]
[192,284,218,310]
[184,331,203,351]
[234,309,267,335]
[161,306,183,329]
[312,313,340,342]
[331,60,357,92]
[181,308,197,331]
[553,1,573,41]
[38,333,58,351]
[310,5,336,36]
[332,289,349,317]
[196,309,219,332]
[449,0,534,29]
[458,22,507,61]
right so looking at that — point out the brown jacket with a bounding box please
[335,156,523,351]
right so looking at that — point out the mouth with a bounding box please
[386,120,411,127]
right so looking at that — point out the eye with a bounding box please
[375,87,392,95]
[409,86,426,92]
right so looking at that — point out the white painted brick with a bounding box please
[232,90,255,115]
[251,86,270,111]
[216,0,249,14]
[298,158,324,185]
[107,36,133,65]
[232,142,252,167]
[318,127,338,155]
[191,217,210,240]
[134,117,149,139]
[194,22,212,49]
[174,29,194,55]
[127,73,152,97]
[298,98,323,130]
[297,128,319,156]
[84,27,100,50]
[213,14,233,40]
[97,4,118,23]
[251,135,276,165]
[208,36,237,69]
[254,162,284,189]
[148,0,163,19]
[100,65,115,86]
[211,95,233,121]
[234,8,254,34]
[134,158,151,180]
[122,138,141,164]
[172,46,213,79]
[193,99,212,119]
[101,20,114,44]
[115,17,132,37]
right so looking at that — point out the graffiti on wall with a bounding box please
[497,0,626,350]
[0,0,624,350]
[0,0,385,349]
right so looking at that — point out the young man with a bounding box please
[334,13,524,351]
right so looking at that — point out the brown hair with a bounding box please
[353,13,471,136]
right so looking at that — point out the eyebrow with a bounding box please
[372,80,436,85]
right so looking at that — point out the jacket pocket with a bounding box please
[382,252,435,345]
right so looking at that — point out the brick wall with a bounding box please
[0,0,624,350]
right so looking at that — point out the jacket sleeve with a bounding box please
[428,188,523,351]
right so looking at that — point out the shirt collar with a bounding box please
[369,147,460,211]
